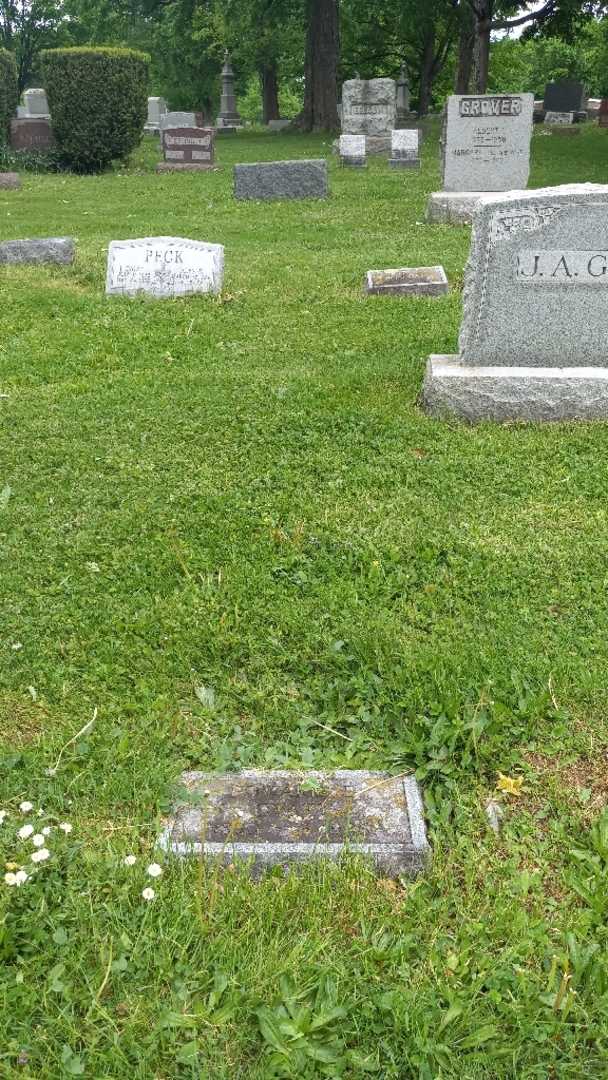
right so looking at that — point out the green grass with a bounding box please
[1,123,608,1078]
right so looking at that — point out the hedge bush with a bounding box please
[0,50,18,148]
[41,47,149,171]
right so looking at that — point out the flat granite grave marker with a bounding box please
[389,128,420,168]
[159,769,429,877]
[106,236,224,298]
[234,159,328,201]
[422,183,608,421]
[365,265,448,297]
[341,78,396,154]
[0,237,73,264]
[339,134,366,166]
[426,93,533,224]
[158,126,215,172]
[0,173,21,190]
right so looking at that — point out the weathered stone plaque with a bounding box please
[365,265,448,297]
[158,126,214,172]
[441,94,533,192]
[545,110,574,125]
[10,118,54,152]
[341,78,396,154]
[422,184,608,420]
[339,134,366,166]
[160,770,429,877]
[0,237,73,264]
[268,118,291,131]
[234,159,328,201]
[0,173,20,190]
[389,128,420,168]
[106,236,224,298]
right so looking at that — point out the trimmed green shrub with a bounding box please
[41,47,149,171]
[0,50,18,148]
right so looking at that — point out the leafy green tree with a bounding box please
[0,0,66,91]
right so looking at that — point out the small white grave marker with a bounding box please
[106,237,224,299]
[545,110,574,125]
[339,134,366,166]
[390,128,420,168]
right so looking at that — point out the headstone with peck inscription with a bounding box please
[106,237,224,298]
[422,184,608,421]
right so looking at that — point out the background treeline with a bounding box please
[2,0,608,129]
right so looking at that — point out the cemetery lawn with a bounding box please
[2,124,608,1078]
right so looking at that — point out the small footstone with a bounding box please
[365,265,448,297]
[0,237,74,264]
[0,172,20,190]
[159,769,429,877]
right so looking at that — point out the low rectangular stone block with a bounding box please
[422,356,608,422]
[545,110,574,125]
[0,237,74,265]
[0,173,20,190]
[159,769,429,877]
[425,191,487,224]
[365,265,448,297]
[234,159,328,201]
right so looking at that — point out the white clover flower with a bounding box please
[19,801,33,813]
[18,824,34,840]
[123,855,137,867]
[142,887,155,901]
[4,872,17,886]
[59,822,72,834]
[146,863,163,878]
[37,809,44,817]
[14,870,28,885]
[0,810,7,824]
[32,834,45,848]
[42,826,51,836]
[31,848,50,863]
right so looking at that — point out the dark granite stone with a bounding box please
[234,159,328,201]
[543,80,586,113]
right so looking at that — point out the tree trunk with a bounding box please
[302,0,339,131]
[455,8,475,94]
[418,29,435,117]
[261,62,280,123]
[471,0,493,94]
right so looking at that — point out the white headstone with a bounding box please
[442,93,534,192]
[146,97,168,131]
[339,134,366,163]
[160,111,203,131]
[23,89,49,118]
[545,110,574,125]
[106,237,224,299]
[391,129,419,154]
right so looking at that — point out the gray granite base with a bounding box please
[159,769,429,877]
[389,157,420,169]
[425,191,492,224]
[422,356,608,422]
[234,159,328,201]
[0,237,74,265]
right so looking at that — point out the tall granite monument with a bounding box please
[422,184,608,421]
[216,52,243,132]
[426,93,534,224]
[341,78,396,154]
